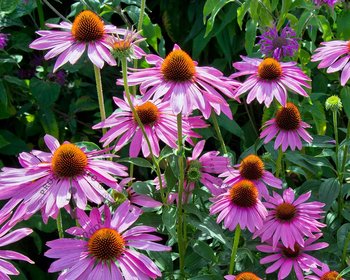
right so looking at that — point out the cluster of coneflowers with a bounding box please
[0,6,347,280]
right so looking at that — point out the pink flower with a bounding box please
[260,102,313,151]
[45,202,171,279]
[0,135,128,224]
[93,94,207,157]
[210,180,267,232]
[257,234,328,280]
[305,263,344,280]
[312,40,350,86]
[231,56,311,107]
[29,10,122,71]
[254,188,325,249]
[225,272,262,280]
[0,223,34,279]
[120,44,240,117]
[220,154,282,200]
[185,140,229,195]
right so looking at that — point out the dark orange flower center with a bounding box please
[229,180,258,207]
[134,101,159,125]
[258,58,282,80]
[275,202,297,221]
[282,244,300,258]
[275,102,301,131]
[320,271,340,280]
[51,143,88,178]
[88,228,125,261]
[236,272,260,280]
[161,49,196,82]
[71,10,105,42]
[239,155,264,181]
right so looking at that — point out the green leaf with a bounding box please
[339,266,350,278]
[337,10,350,40]
[296,10,313,36]
[204,0,235,36]
[147,251,173,272]
[0,80,7,105]
[237,0,250,30]
[71,96,99,113]
[317,15,332,41]
[0,0,19,14]
[305,101,326,135]
[216,113,245,140]
[245,19,257,56]
[319,178,340,211]
[117,157,153,168]
[0,134,9,149]
[0,129,28,155]
[249,0,259,21]
[38,109,59,138]
[30,78,60,107]
[341,86,350,119]
[277,0,292,29]
[75,141,101,152]
[162,205,177,240]
[337,223,350,251]
[192,240,215,262]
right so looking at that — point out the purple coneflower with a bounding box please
[30,10,121,71]
[0,134,128,224]
[0,223,34,279]
[312,40,350,86]
[306,263,343,280]
[260,102,313,151]
[45,202,171,279]
[258,25,299,60]
[225,272,262,280]
[231,56,311,107]
[210,180,267,232]
[0,33,8,49]
[220,154,282,200]
[253,188,325,249]
[257,234,328,280]
[93,94,207,157]
[120,44,240,117]
[185,140,229,195]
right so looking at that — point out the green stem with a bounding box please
[211,111,228,154]
[341,232,350,268]
[121,57,165,203]
[275,147,283,178]
[56,210,64,238]
[93,65,107,135]
[176,113,185,279]
[243,101,258,137]
[36,0,45,29]
[42,0,70,22]
[339,119,350,183]
[228,225,241,275]
[333,110,339,171]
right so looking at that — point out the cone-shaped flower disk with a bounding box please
[311,40,350,86]
[30,10,121,71]
[93,95,207,157]
[231,56,310,107]
[45,202,171,279]
[305,263,344,280]
[120,44,240,117]
[0,223,34,279]
[0,135,128,224]
[260,102,313,151]
[258,25,299,60]
[257,234,328,280]
[254,188,326,249]
[225,272,262,280]
[220,154,282,199]
[210,180,267,232]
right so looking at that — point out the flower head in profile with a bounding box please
[185,140,229,195]
[260,102,313,151]
[257,234,328,280]
[231,56,310,107]
[30,10,121,71]
[225,272,262,280]
[93,94,207,157]
[0,223,34,278]
[0,134,128,224]
[119,44,240,117]
[305,263,343,280]
[210,180,267,232]
[0,33,8,50]
[253,188,325,249]
[220,154,282,199]
[109,28,146,61]
[45,202,171,279]
[258,25,298,60]
[311,40,350,86]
